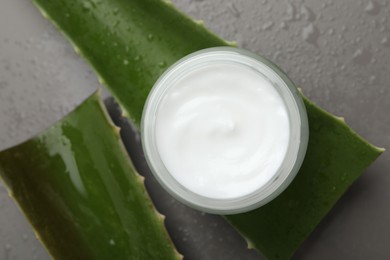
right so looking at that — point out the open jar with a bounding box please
[141,47,308,214]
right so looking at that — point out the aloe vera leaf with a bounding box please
[34,0,226,126]
[226,95,384,259]
[0,92,181,260]
[32,0,383,259]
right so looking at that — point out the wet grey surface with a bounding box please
[0,0,389,259]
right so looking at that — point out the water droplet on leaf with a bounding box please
[82,2,92,12]
[159,61,167,68]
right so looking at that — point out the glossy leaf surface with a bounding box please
[0,93,180,260]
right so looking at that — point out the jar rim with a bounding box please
[141,47,309,214]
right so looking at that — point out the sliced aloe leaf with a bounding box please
[0,92,180,260]
[33,0,227,126]
[32,0,384,259]
[226,95,383,259]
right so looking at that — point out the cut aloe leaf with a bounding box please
[33,0,226,126]
[32,0,383,259]
[0,92,180,260]
[226,95,383,259]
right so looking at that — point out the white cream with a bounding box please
[155,62,290,199]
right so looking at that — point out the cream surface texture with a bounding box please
[155,63,290,199]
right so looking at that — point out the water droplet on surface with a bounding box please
[262,21,274,31]
[352,48,372,65]
[365,1,380,15]
[123,59,129,65]
[285,2,297,21]
[369,75,377,84]
[109,239,115,245]
[302,23,320,45]
[300,5,316,22]
[381,37,390,47]
[280,21,288,30]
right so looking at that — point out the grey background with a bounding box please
[0,0,389,259]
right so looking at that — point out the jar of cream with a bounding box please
[141,47,308,214]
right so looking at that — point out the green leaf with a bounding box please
[34,0,226,126]
[226,95,383,259]
[0,92,181,260]
[32,0,384,259]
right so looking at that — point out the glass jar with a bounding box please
[141,47,309,214]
